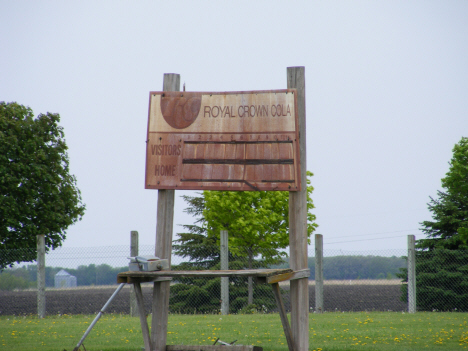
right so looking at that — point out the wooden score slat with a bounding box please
[145,90,301,191]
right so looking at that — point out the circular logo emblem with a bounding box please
[160,92,202,129]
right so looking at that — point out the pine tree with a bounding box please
[170,172,317,313]
[399,137,468,311]
[170,194,281,314]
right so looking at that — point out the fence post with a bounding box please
[37,234,46,319]
[408,235,416,313]
[220,230,229,315]
[130,231,139,317]
[315,234,324,313]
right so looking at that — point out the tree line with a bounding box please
[0,255,405,291]
[273,255,405,280]
[0,264,128,290]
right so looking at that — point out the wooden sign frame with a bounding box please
[145,90,301,191]
[148,68,309,351]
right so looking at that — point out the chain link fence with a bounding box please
[1,245,467,316]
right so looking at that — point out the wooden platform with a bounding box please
[118,268,309,351]
[117,268,309,284]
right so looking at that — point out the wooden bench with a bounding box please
[117,268,309,351]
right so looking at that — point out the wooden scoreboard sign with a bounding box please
[145,89,301,191]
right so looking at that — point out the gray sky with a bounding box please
[1,1,467,254]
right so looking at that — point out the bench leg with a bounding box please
[271,282,295,351]
[134,282,152,351]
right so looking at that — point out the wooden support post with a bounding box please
[271,283,295,351]
[151,73,180,351]
[135,282,152,351]
[37,234,46,319]
[287,66,309,351]
[315,234,323,313]
[407,235,416,313]
[130,231,139,317]
[220,230,229,315]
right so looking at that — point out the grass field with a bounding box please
[1,312,467,351]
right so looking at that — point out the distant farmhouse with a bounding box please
[54,270,77,288]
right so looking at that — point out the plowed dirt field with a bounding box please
[0,283,407,316]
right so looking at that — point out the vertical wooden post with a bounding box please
[130,230,139,317]
[220,230,229,315]
[315,234,323,313]
[151,73,180,351]
[37,234,46,319]
[287,66,309,351]
[407,235,416,313]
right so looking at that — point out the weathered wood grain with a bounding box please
[287,66,309,351]
[152,73,179,351]
[266,269,310,284]
[118,269,293,282]
[134,282,152,351]
[271,282,295,351]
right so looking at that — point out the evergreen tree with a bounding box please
[399,137,468,311]
[418,137,468,249]
[170,194,282,314]
[170,172,317,313]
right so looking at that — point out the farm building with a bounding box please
[54,270,77,288]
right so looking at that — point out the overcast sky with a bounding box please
[1,1,467,255]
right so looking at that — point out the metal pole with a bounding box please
[73,283,125,351]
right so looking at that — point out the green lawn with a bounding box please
[1,312,467,351]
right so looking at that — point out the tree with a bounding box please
[398,137,468,311]
[171,195,282,314]
[203,171,317,303]
[0,102,85,269]
[0,271,30,291]
[274,255,406,280]
[418,137,468,250]
[171,172,317,312]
